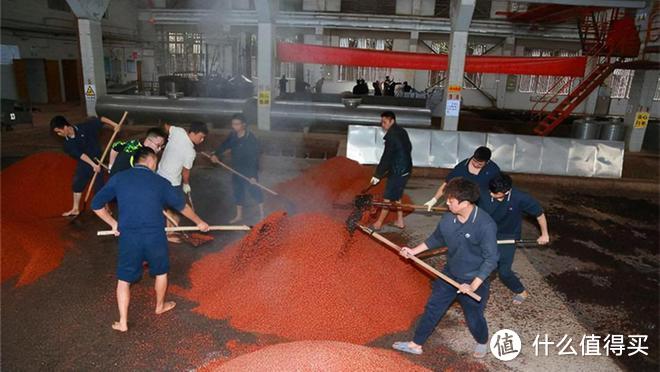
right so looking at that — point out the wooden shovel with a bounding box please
[82,111,128,208]
[98,225,251,236]
[358,224,481,302]
[200,152,278,195]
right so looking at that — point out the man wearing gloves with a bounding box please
[423,146,499,211]
[392,178,499,358]
[370,111,412,231]
[479,173,550,304]
[157,121,208,242]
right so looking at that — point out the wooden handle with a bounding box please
[497,239,540,245]
[98,225,251,236]
[84,111,128,204]
[372,201,447,212]
[357,224,481,302]
[200,152,278,196]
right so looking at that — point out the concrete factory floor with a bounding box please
[1,104,658,371]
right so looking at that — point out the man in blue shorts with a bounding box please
[424,146,500,211]
[369,111,412,230]
[50,115,119,216]
[92,147,209,332]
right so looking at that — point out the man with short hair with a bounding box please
[211,113,264,223]
[108,127,167,176]
[158,121,208,242]
[50,115,119,216]
[393,177,499,358]
[92,147,209,332]
[480,173,550,305]
[424,146,500,211]
[370,111,412,231]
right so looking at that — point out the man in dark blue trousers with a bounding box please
[479,173,550,305]
[92,147,209,332]
[393,178,499,358]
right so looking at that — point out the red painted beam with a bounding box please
[277,42,587,77]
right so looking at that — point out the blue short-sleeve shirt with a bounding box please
[91,165,186,233]
[424,206,499,281]
[446,158,500,198]
[479,187,543,240]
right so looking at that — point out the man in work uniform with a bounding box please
[479,173,550,304]
[50,115,119,216]
[211,113,263,223]
[157,121,208,242]
[370,111,412,231]
[393,177,499,358]
[92,147,209,332]
[424,146,500,211]
[108,127,167,176]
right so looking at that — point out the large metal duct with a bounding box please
[96,95,248,124]
[96,95,432,128]
[269,100,431,128]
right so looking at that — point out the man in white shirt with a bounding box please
[158,121,208,242]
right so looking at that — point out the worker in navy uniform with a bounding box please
[92,147,209,332]
[50,115,119,216]
[108,127,167,176]
[424,146,500,211]
[211,113,264,223]
[393,178,499,358]
[369,111,412,231]
[479,173,550,305]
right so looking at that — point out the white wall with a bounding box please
[1,0,140,100]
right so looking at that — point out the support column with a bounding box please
[409,31,428,90]
[257,22,273,130]
[443,0,475,131]
[66,0,110,117]
[624,69,659,152]
[495,36,514,109]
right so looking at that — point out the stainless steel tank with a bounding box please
[571,118,601,140]
[599,119,626,141]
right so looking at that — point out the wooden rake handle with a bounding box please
[200,152,278,196]
[98,225,251,236]
[357,224,481,302]
[84,111,128,204]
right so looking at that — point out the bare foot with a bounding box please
[229,216,242,224]
[62,209,79,217]
[155,301,176,315]
[167,234,182,244]
[112,321,128,332]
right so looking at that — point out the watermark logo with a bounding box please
[490,329,522,361]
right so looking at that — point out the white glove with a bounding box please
[370,177,380,185]
[423,197,438,211]
[182,183,191,194]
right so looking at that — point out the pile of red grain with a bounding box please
[1,152,77,286]
[272,156,412,222]
[201,341,430,371]
[177,210,430,344]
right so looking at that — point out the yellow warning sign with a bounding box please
[258,90,270,105]
[634,111,649,129]
[448,85,461,93]
[84,83,96,102]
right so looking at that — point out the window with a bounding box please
[519,47,579,95]
[337,38,393,82]
[162,31,205,77]
[463,44,488,89]
[611,61,634,99]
